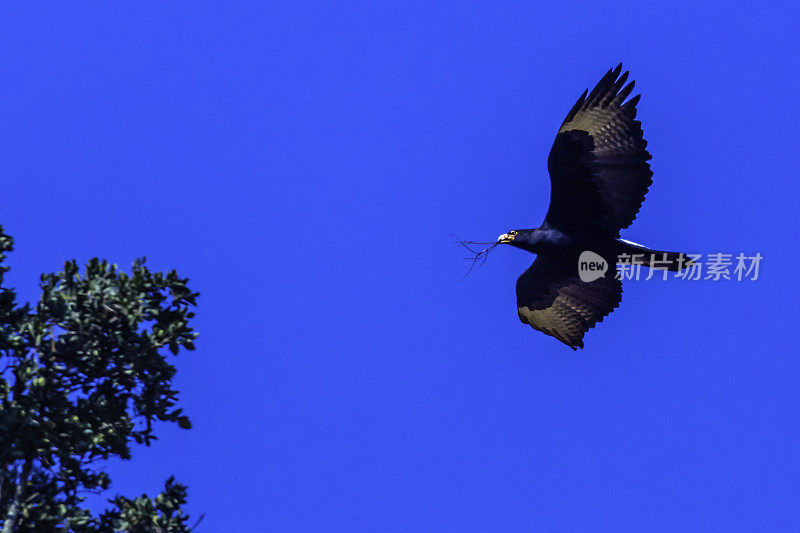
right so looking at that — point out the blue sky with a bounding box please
[1,2,799,530]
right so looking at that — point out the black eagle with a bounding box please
[495,64,691,349]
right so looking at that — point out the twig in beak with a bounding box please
[454,235,500,279]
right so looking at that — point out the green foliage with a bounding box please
[0,226,200,531]
[97,477,198,533]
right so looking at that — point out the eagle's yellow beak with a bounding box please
[497,233,515,243]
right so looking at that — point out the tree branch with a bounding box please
[2,457,32,533]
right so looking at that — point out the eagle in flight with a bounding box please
[496,64,691,349]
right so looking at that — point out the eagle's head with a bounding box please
[497,229,538,252]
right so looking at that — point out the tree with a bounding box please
[0,226,200,531]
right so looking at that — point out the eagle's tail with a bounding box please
[614,238,694,272]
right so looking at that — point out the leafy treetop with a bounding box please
[0,226,200,532]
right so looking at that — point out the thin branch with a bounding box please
[454,235,500,279]
[191,512,206,531]
[2,457,33,533]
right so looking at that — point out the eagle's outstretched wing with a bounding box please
[544,64,653,238]
[516,253,622,350]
